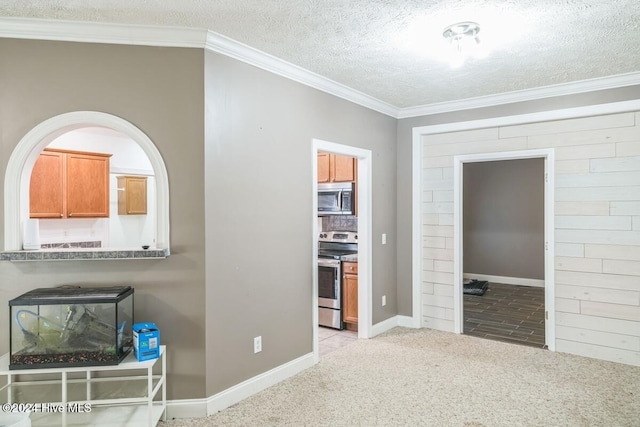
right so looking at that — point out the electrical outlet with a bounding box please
[253,336,262,354]
[382,295,386,306]
[382,233,387,245]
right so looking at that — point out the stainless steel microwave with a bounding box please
[318,182,354,216]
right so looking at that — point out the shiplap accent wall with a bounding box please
[421,112,640,366]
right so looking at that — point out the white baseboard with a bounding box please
[163,352,315,420]
[371,315,419,337]
[206,352,315,415]
[166,398,207,420]
[397,315,416,328]
[464,273,545,287]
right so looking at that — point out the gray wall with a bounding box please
[396,85,640,316]
[203,52,397,395]
[0,39,206,399]
[463,158,544,280]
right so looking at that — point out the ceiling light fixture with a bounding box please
[442,21,483,68]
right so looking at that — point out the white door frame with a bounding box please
[453,149,555,350]
[312,139,372,363]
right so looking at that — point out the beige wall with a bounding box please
[0,39,207,399]
[203,51,398,395]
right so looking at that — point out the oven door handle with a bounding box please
[318,258,340,268]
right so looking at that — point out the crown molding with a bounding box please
[0,17,207,47]
[203,31,399,117]
[0,17,399,117]
[1,17,639,120]
[397,71,640,119]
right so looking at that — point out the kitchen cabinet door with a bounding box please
[29,150,66,218]
[317,152,331,183]
[332,154,355,182]
[342,262,358,328]
[118,176,147,215]
[66,152,110,218]
[29,149,111,219]
[317,152,356,183]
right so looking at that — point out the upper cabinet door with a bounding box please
[29,149,111,219]
[66,152,110,218]
[317,152,331,183]
[332,154,355,182]
[118,176,147,215]
[29,150,66,218]
[317,152,355,183]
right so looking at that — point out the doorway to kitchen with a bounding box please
[312,139,372,362]
[453,149,555,350]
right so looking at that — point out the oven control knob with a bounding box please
[354,234,358,240]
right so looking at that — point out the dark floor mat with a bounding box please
[463,279,489,296]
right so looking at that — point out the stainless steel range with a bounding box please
[317,231,357,329]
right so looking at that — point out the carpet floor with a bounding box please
[160,327,640,426]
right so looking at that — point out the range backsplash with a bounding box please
[322,215,357,232]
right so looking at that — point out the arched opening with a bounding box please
[4,111,170,253]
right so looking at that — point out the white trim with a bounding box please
[453,149,555,351]
[3,111,170,252]
[464,274,545,288]
[398,72,640,118]
[371,316,399,337]
[313,139,373,344]
[0,17,396,118]
[166,398,208,420]
[396,315,416,328]
[544,150,556,351]
[410,128,423,329]
[206,353,314,415]
[204,32,398,118]
[0,17,207,47]
[412,99,640,136]
[412,101,640,353]
[2,18,639,120]
[110,167,155,177]
[370,315,418,337]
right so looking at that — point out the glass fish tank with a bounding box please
[9,286,134,370]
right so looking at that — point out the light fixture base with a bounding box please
[443,22,481,41]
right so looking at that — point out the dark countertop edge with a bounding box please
[0,248,170,261]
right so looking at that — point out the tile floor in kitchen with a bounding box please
[318,326,358,357]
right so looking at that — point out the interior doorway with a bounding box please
[461,158,546,348]
[312,139,372,363]
[452,149,555,351]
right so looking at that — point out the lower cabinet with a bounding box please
[342,262,358,330]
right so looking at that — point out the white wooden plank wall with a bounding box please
[421,111,640,366]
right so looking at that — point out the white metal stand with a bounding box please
[0,346,166,427]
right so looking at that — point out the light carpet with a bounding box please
[160,327,640,426]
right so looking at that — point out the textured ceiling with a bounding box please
[1,1,640,108]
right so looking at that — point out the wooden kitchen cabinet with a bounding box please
[342,261,358,330]
[29,148,111,219]
[117,176,147,215]
[317,152,356,183]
